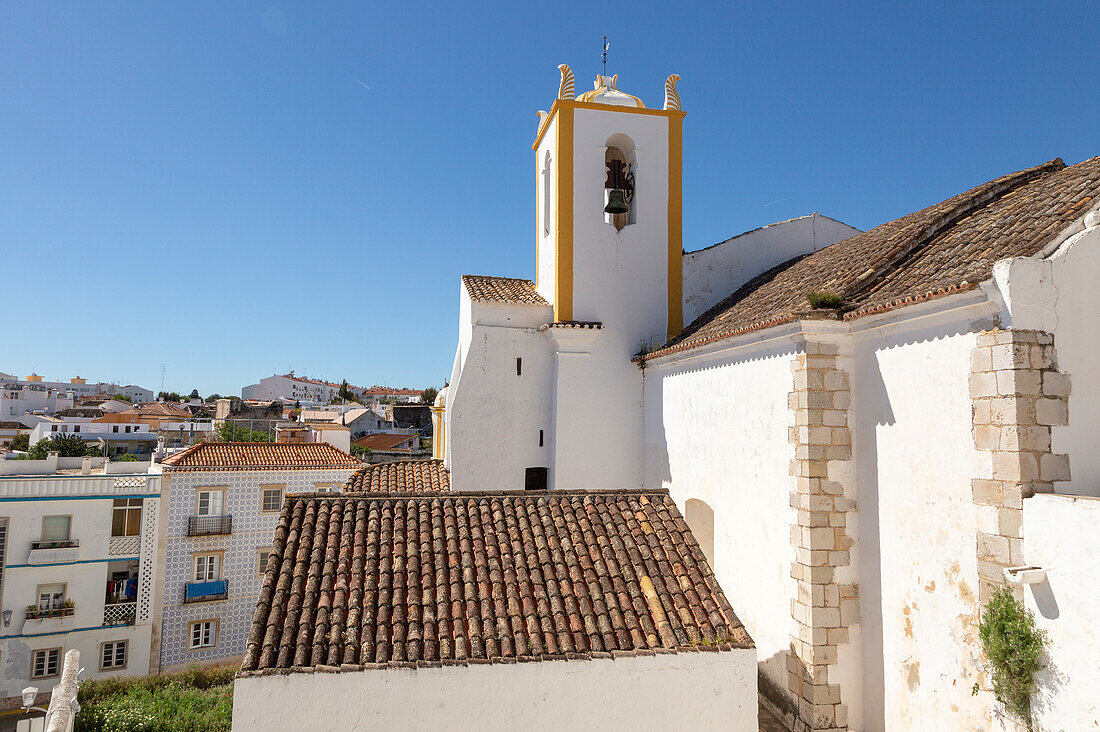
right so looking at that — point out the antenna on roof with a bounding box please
[601,34,609,76]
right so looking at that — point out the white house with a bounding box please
[29,420,158,458]
[0,468,161,706]
[0,374,152,405]
[434,65,1100,731]
[151,442,362,671]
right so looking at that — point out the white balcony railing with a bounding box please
[108,536,141,556]
[103,602,136,626]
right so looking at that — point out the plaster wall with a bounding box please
[643,338,798,707]
[1021,492,1100,729]
[535,114,558,304]
[446,297,554,491]
[682,214,861,326]
[233,650,758,732]
[853,318,990,730]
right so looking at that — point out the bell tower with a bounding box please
[534,66,684,343]
[530,66,684,491]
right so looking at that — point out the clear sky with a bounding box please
[3,2,1096,396]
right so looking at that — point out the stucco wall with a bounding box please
[682,214,861,326]
[853,317,991,730]
[643,337,798,708]
[233,650,757,731]
[1021,493,1100,729]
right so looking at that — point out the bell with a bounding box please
[604,188,629,215]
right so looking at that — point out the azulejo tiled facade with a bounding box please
[155,468,359,669]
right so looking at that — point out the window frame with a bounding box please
[192,552,223,583]
[188,619,218,650]
[195,488,227,517]
[31,647,62,679]
[36,583,66,611]
[256,547,274,578]
[41,515,72,542]
[111,498,143,537]
[260,485,285,514]
[99,640,128,671]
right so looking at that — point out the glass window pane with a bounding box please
[111,510,126,537]
[125,508,141,536]
[42,516,70,542]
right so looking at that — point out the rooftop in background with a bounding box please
[161,441,362,472]
[344,460,450,493]
[650,156,1100,359]
[240,489,750,675]
[462,274,549,306]
[353,432,419,451]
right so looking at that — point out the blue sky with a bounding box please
[2,2,1095,396]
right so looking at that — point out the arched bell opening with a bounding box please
[603,133,636,231]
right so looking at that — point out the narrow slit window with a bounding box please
[516,358,522,376]
[539,430,544,447]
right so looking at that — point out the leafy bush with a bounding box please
[75,665,235,732]
[28,434,93,458]
[806,290,844,309]
[8,433,30,451]
[977,588,1047,728]
[113,453,139,462]
[215,422,273,443]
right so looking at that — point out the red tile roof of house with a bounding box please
[240,489,750,674]
[646,156,1100,360]
[162,441,362,471]
[354,433,418,451]
[462,275,549,305]
[344,460,450,493]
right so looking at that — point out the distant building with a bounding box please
[0,373,152,404]
[353,432,420,453]
[299,406,393,437]
[241,373,422,406]
[28,420,157,458]
[151,442,362,671]
[0,464,161,704]
[0,421,30,449]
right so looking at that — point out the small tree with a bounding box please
[338,380,354,402]
[420,386,439,406]
[28,434,92,459]
[112,393,132,403]
[205,394,222,403]
[9,433,30,451]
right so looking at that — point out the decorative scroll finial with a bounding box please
[664,74,681,111]
[557,64,575,100]
[536,110,549,130]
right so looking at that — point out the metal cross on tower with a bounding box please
[602,34,609,76]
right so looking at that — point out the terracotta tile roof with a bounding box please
[240,489,750,674]
[304,422,350,432]
[353,433,418,451]
[650,156,1100,359]
[462,275,549,305]
[344,460,450,493]
[162,441,362,471]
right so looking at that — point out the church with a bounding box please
[435,65,1100,730]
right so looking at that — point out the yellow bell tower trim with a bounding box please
[554,104,574,322]
[667,114,684,339]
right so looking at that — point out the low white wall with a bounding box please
[682,214,860,326]
[233,650,757,731]
[644,338,797,709]
[1021,493,1100,729]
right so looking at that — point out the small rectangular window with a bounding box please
[261,487,284,513]
[31,648,61,679]
[516,357,522,376]
[73,425,80,433]
[101,640,128,671]
[112,498,142,537]
[112,426,119,433]
[37,583,66,611]
[41,516,71,542]
[196,490,225,517]
[189,620,217,649]
[194,554,221,582]
[539,429,544,447]
[257,548,274,577]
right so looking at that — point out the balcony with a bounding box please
[103,602,136,626]
[23,602,76,634]
[187,515,232,536]
[28,539,80,565]
[108,536,141,556]
[184,580,228,604]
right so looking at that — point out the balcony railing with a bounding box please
[183,580,228,604]
[30,538,79,550]
[108,536,141,556]
[26,603,75,620]
[187,515,232,536]
[103,601,136,626]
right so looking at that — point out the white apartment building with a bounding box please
[0,373,153,405]
[0,466,161,704]
[240,373,345,405]
[0,387,74,427]
[28,421,158,458]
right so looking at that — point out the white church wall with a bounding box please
[682,214,861,326]
[643,334,799,710]
[1021,492,1100,729]
[534,114,558,305]
[852,313,992,730]
[232,649,758,732]
[447,301,553,491]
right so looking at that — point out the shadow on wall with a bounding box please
[758,650,799,731]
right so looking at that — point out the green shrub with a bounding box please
[806,290,844,309]
[75,665,235,732]
[977,588,1047,728]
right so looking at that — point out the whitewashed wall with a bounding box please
[446,296,554,492]
[233,650,757,731]
[1021,493,1100,729]
[852,313,992,730]
[682,214,861,326]
[643,335,798,709]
